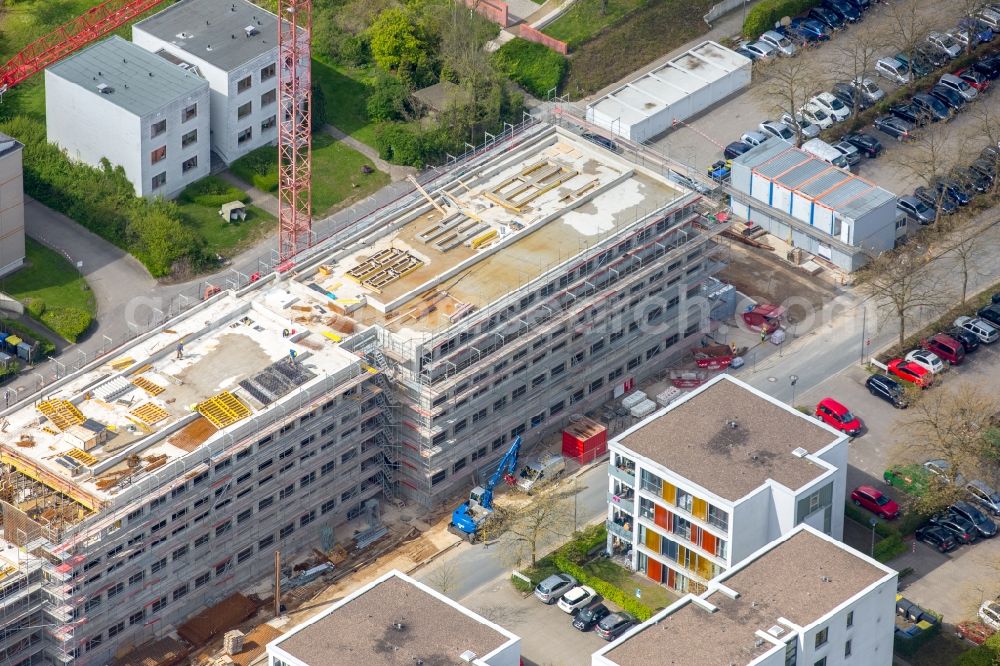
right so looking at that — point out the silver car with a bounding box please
[852,77,885,103]
[968,480,1000,515]
[939,73,978,101]
[534,573,577,604]
[833,141,861,167]
[875,57,911,85]
[760,30,798,57]
[927,31,962,58]
[744,40,778,62]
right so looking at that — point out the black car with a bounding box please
[949,501,998,538]
[595,612,636,641]
[822,0,861,22]
[970,158,996,181]
[948,326,981,352]
[582,132,621,153]
[911,93,952,122]
[917,45,949,69]
[831,83,872,111]
[896,52,932,78]
[915,524,959,553]
[929,513,978,544]
[889,103,930,127]
[929,84,967,112]
[842,132,882,158]
[952,166,991,193]
[977,303,1000,328]
[809,5,845,29]
[873,115,914,141]
[572,603,611,631]
[914,186,958,215]
[724,141,752,160]
[982,145,1000,163]
[973,54,1000,80]
[865,375,907,408]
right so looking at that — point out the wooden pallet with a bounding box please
[132,376,165,396]
[130,403,169,425]
[36,400,85,431]
[110,357,135,371]
[65,448,98,467]
[196,392,251,429]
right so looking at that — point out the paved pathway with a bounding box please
[321,124,416,182]
[216,170,279,217]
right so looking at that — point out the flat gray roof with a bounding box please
[134,0,278,72]
[604,528,894,666]
[273,573,514,665]
[615,376,839,501]
[47,36,207,117]
[0,132,22,159]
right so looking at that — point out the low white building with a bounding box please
[594,524,898,666]
[133,0,280,164]
[266,570,521,666]
[0,134,25,277]
[607,374,848,594]
[45,36,211,198]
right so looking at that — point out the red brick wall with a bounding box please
[465,0,509,27]
[517,24,569,55]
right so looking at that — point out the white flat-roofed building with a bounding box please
[607,374,848,595]
[594,525,898,666]
[45,36,211,198]
[267,570,521,666]
[133,0,281,164]
[0,134,25,276]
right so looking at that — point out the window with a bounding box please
[815,627,829,648]
[453,458,467,473]
[258,458,273,472]
[195,534,210,549]
[846,611,854,628]
[238,101,252,119]
[182,156,198,173]
[321,460,335,476]
[237,75,252,93]
[216,520,233,537]
[182,103,197,122]
[261,89,276,106]
[322,499,336,514]
[259,534,275,549]
[844,640,852,657]
[150,145,166,164]
[151,119,166,138]
[259,496,275,510]
[675,489,693,513]
[238,546,254,563]
[151,172,166,190]
[108,621,125,639]
[814,660,827,666]
[279,523,294,539]
[107,582,125,598]
[86,634,103,652]
[260,115,277,132]
[215,559,231,576]
[85,596,101,612]
[300,510,316,527]
[129,571,145,586]
[151,557,167,573]
[172,545,188,560]
[151,596,168,613]
[173,584,188,601]
[195,572,210,588]
[238,127,253,144]
[261,63,276,81]
[431,470,447,486]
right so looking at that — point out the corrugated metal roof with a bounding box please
[819,178,873,207]
[826,186,896,220]
[756,148,810,178]
[774,160,830,189]
[799,170,852,198]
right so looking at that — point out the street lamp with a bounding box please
[869,517,878,557]
[789,374,799,405]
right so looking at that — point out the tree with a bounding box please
[761,57,818,146]
[890,127,956,221]
[969,103,1000,194]
[834,23,886,120]
[425,557,463,596]
[489,485,574,566]
[947,226,986,304]
[885,0,931,84]
[368,7,433,75]
[857,246,946,346]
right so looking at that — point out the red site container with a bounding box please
[562,416,607,464]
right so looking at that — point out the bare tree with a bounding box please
[857,246,946,346]
[835,22,887,119]
[969,103,1000,194]
[425,557,463,596]
[890,127,957,222]
[885,0,931,84]
[489,485,575,566]
[947,226,986,304]
[761,57,821,146]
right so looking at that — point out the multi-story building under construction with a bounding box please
[0,122,727,665]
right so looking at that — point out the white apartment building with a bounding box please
[607,374,848,594]
[45,36,211,198]
[594,525,898,666]
[133,0,280,164]
[0,133,25,277]
[267,570,521,666]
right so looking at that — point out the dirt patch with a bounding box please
[718,244,841,311]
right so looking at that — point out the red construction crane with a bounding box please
[0,0,313,266]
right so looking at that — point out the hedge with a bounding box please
[177,176,250,209]
[493,38,567,99]
[743,0,820,40]
[0,319,56,359]
[955,631,1000,666]
[844,502,922,563]
[552,550,654,621]
[41,308,92,343]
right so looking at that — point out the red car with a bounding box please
[956,68,991,93]
[956,621,995,645]
[851,485,900,520]
[887,358,933,388]
[815,398,863,436]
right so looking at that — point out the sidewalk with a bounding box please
[216,170,279,217]
[322,124,417,183]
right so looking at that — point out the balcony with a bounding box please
[609,464,636,486]
[607,519,633,541]
[609,492,634,515]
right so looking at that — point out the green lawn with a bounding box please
[313,58,379,148]
[542,0,647,49]
[176,202,276,259]
[580,557,675,610]
[1,239,96,342]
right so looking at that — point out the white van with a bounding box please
[516,453,566,492]
[801,138,851,170]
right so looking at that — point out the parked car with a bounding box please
[572,603,611,631]
[973,53,1000,79]
[904,348,944,374]
[832,141,861,166]
[582,133,620,153]
[929,512,978,544]
[979,600,1000,631]
[740,130,770,147]
[801,138,851,169]
[939,73,979,101]
[735,47,760,61]
[970,158,996,181]
[865,375,907,408]
[952,166,992,192]
[810,92,851,122]
[976,303,1000,329]
[852,76,885,103]
[873,115,914,141]
[948,501,998,538]
[887,358,933,387]
[917,43,950,69]
[896,195,936,224]
[557,585,597,613]
[914,185,958,215]
[924,458,962,484]
[815,397,863,435]
[915,523,959,552]
[957,17,994,45]
[534,573,577,604]
[760,30,798,56]
[946,326,980,353]
[981,145,1000,163]
[841,132,882,157]
[884,464,934,493]
[927,31,962,58]
[789,17,831,41]
[911,92,952,122]
[809,5,845,30]
[930,84,967,112]
[954,316,1000,343]
[759,120,795,141]
[955,621,996,646]
[831,82,871,111]
[896,52,932,78]
[968,480,1000,516]
[780,112,821,139]
[922,332,965,365]
[978,7,1000,32]
[851,485,900,519]
[743,41,778,62]
[957,67,991,92]
[595,612,636,641]
[822,0,861,22]
[723,141,752,160]
[929,178,970,206]
[890,102,931,127]
[800,103,834,129]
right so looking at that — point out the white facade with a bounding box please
[132,0,280,164]
[44,37,211,198]
[586,41,751,143]
[0,136,25,277]
[607,375,848,594]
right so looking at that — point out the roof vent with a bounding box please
[791,447,808,458]
[245,25,259,37]
[726,419,739,430]
[821,576,832,583]
[755,638,765,648]
[392,622,405,631]
[96,83,114,94]
[459,650,478,663]
[206,44,213,51]
[767,625,785,637]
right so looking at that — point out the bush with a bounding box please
[229,146,280,193]
[41,308,92,343]
[743,0,820,39]
[178,176,249,208]
[553,550,654,621]
[366,72,410,122]
[24,298,45,318]
[493,39,567,98]
[955,631,1000,666]
[873,533,906,562]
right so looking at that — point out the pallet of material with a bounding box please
[176,593,259,648]
[112,636,189,666]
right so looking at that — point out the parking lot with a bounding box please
[650,0,995,196]
[798,339,1000,627]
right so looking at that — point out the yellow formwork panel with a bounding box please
[65,448,98,467]
[109,357,134,371]
[132,376,165,396]
[36,400,85,432]
[130,403,169,425]
[197,391,251,429]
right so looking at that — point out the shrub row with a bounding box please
[177,176,249,208]
[373,123,455,169]
[0,319,56,359]
[743,0,820,40]
[493,38,567,99]
[41,308,92,343]
[229,147,280,193]
[552,549,654,621]
[844,502,922,563]
[955,630,1000,665]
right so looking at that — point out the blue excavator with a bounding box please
[449,436,522,541]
